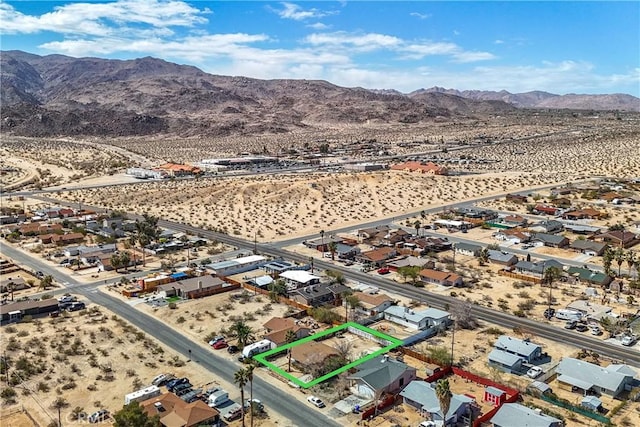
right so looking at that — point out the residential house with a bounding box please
[402,237,452,254]
[331,243,361,260]
[0,298,60,322]
[262,260,297,277]
[400,380,476,426]
[566,267,612,287]
[45,232,84,246]
[0,277,29,293]
[591,231,639,248]
[513,260,564,277]
[503,215,528,227]
[569,240,607,256]
[390,161,448,175]
[419,269,463,287]
[488,348,524,374]
[506,194,528,203]
[358,225,390,243]
[356,247,397,267]
[205,255,267,276]
[278,270,321,291]
[291,341,340,367]
[551,197,572,208]
[140,392,219,427]
[289,283,348,307]
[565,300,613,322]
[487,250,518,266]
[562,223,604,235]
[533,205,561,216]
[494,336,543,363]
[302,235,343,252]
[19,223,63,236]
[348,355,416,399]
[529,220,564,234]
[454,242,482,257]
[562,209,602,220]
[353,292,395,316]
[262,317,310,346]
[434,219,472,230]
[371,229,411,247]
[556,358,636,398]
[64,243,117,258]
[386,256,434,271]
[156,276,230,299]
[493,229,531,244]
[383,306,451,331]
[490,403,563,427]
[530,233,569,248]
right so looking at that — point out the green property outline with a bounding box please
[252,321,403,388]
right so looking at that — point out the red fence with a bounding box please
[360,394,398,420]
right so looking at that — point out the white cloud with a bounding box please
[494,39,505,44]
[305,32,402,51]
[452,51,497,63]
[0,0,207,36]
[276,2,334,21]
[409,12,431,20]
[307,22,330,30]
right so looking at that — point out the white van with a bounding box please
[208,390,229,407]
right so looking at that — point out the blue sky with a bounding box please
[1,1,639,95]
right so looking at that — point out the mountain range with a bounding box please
[1,50,638,138]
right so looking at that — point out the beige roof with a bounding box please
[353,292,393,308]
[263,316,296,331]
[141,392,219,427]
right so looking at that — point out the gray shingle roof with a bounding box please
[491,403,561,427]
[495,335,541,358]
[399,381,473,420]
[488,349,522,367]
[488,250,517,263]
[556,358,635,394]
[348,356,414,391]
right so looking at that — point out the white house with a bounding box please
[383,306,451,331]
[279,270,321,291]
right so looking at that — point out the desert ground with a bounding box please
[55,171,565,242]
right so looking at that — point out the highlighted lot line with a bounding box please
[253,322,403,388]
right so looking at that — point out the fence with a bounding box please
[242,283,311,311]
[347,325,394,346]
[360,394,399,420]
[498,270,541,284]
[540,394,611,424]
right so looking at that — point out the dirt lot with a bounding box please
[0,298,222,427]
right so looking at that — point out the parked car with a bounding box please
[377,267,390,275]
[575,324,589,332]
[170,383,192,394]
[208,336,225,346]
[67,302,86,312]
[88,409,110,423]
[590,326,602,336]
[166,377,189,390]
[223,407,242,421]
[526,366,543,379]
[58,295,75,304]
[622,335,636,346]
[213,340,228,350]
[564,320,577,330]
[543,308,556,319]
[307,396,325,408]
[244,399,264,412]
[152,373,174,386]
[227,345,239,354]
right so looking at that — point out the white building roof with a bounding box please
[279,270,321,284]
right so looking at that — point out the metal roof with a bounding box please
[495,335,541,358]
[490,403,561,427]
[557,358,635,394]
[488,349,522,368]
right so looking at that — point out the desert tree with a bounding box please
[231,320,254,349]
[435,379,452,423]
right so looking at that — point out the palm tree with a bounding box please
[231,320,254,349]
[51,396,69,427]
[120,251,131,272]
[319,229,325,253]
[435,379,452,424]
[327,241,338,261]
[234,368,249,427]
[543,265,562,312]
[602,247,614,277]
[285,330,297,372]
[245,363,256,427]
[626,250,637,278]
[110,253,123,273]
[614,247,626,277]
